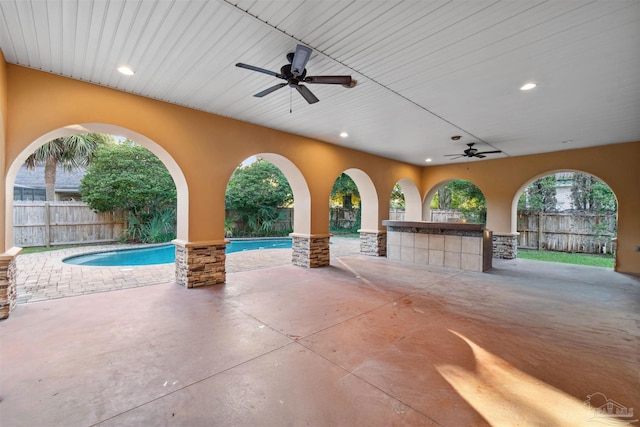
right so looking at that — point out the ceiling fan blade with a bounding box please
[447,155,463,160]
[236,63,284,79]
[304,75,353,85]
[295,84,319,104]
[475,154,486,158]
[444,154,462,157]
[291,44,312,77]
[254,83,287,97]
[475,150,502,155]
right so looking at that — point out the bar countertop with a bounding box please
[381,220,485,232]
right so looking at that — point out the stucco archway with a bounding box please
[342,168,378,232]
[223,153,318,268]
[422,178,487,223]
[511,169,618,233]
[5,123,189,249]
[255,153,311,236]
[423,179,452,222]
[512,169,618,262]
[394,178,421,221]
[337,168,387,257]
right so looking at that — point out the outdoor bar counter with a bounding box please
[382,220,493,272]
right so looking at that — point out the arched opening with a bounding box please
[329,168,383,257]
[223,154,305,273]
[329,173,361,235]
[231,153,315,269]
[389,178,421,221]
[6,124,188,249]
[329,169,379,233]
[343,168,378,232]
[7,124,187,303]
[224,156,295,238]
[423,179,486,224]
[513,171,618,268]
[246,153,311,236]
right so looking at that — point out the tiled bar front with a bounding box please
[382,221,492,272]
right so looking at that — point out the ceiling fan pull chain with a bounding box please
[290,88,293,114]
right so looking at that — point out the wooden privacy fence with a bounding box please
[430,209,464,222]
[389,209,616,254]
[14,201,126,247]
[330,207,360,230]
[517,212,616,254]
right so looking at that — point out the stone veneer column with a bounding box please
[172,240,227,288]
[359,229,387,256]
[0,248,21,319]
[492,233,518,259]
[291,234,330,268]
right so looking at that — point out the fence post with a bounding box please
[537,212,544,250]
[44,201,51,248]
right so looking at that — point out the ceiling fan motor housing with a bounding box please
[281,64,306,86]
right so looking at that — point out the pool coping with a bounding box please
[60,238,296,266]
[60,243,172,265]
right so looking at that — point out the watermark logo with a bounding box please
[585,392,637,425]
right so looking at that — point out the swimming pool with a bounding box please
[64,238,293,267]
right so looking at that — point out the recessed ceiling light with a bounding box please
[451,135,461,140]
[561,139,572,144]
[340,132,348,138]
[425,158,432,163]
[117,66,135,76]
[520,82,537,91]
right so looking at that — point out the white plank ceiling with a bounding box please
[0,0,638,165]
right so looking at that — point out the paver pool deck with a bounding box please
[15,237,361,304]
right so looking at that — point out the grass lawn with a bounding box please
[517,249,614,268]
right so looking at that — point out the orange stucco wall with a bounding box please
[2,64,421,244]
[2,60,638,274]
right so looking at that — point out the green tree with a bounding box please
[79,141,177,242]
[570,173,616,212]
[518,175,557,212]
[225,159,293,236]
[330,173,360,208]
[432,180,486,222]
[390,184,406,209]
[24,133,112,201]
[328,174,361,233]
[435,186,452,210]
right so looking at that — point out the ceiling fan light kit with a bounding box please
[236,44,355,105]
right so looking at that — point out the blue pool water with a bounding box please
[64,238,293,266]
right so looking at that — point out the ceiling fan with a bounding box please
[445,143,502,160]
[235,44,356,104]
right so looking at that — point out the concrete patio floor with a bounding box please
[1,252,638,426]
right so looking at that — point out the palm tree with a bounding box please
[24,133,112,201]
